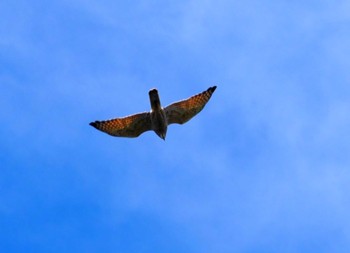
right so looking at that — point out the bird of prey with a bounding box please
[89,86,217,140]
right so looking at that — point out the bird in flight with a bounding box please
[90,86,217,140]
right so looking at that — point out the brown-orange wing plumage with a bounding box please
[90,112,152,137]
[164,86,216,125]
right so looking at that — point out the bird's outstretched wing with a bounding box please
[90,112,152,137]
[164,86,216,125]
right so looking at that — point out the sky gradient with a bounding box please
[1,1,350,252]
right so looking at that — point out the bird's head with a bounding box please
[149,88,158,99]
[149,88,161,110]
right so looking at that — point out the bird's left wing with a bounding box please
[90,112,152,138]
[164,86,216,125]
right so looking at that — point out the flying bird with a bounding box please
[89,86,217,140]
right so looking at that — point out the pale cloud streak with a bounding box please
[1,0,350,252]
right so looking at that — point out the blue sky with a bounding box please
[1,0,350,252]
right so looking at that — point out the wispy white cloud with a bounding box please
[1,0,350,252]
[102,1,350,251]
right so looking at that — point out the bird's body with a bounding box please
[149,89,168,139]
[90,86,217,140]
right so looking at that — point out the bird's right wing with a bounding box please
[90,112,152,137]
[164,86,217,125]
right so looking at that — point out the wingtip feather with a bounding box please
[208,86,217,92]
[89,121,99,128]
